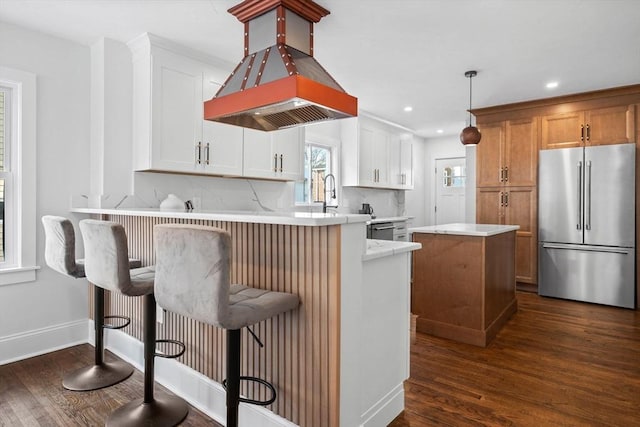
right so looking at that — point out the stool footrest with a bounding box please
[223,376,277,406]
[155,339,186,359]
[103,315,130,330]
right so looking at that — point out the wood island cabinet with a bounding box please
[541,105,636,149]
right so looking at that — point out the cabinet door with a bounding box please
[586,105,636,146]
[372,130,389,185]
[151,49,204,172]
[202,71,243,176]
[540,111,585,150]
[476,122,505,187]
[388,133,402,188]
[505,187,537,284]
[476,187,504,225]
[400,137,413,189]
[273,127,304,181]
[504,118,537,186]
[243,129,276,179]
[358,127,377,186]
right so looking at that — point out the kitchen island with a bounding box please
[71,207,420,427]
[410,223,519,347]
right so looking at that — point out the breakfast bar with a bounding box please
[71,207,420,427]
[410,223,519,347]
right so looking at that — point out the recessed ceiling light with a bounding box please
[403,106,413,112]
[546,81,559,89]
[436,129,444,134]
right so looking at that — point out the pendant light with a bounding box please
[460,70,482,145]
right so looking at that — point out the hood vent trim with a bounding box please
[203,0,357,131]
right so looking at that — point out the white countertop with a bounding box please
[71,207,370,227]
[409,223,519,237]
[363,239,422,261]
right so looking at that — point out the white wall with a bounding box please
[422,135,467,226]
[0,23,90,346]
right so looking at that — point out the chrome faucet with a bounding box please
[322,173,338,213]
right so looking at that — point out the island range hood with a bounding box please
[204,0,357,131]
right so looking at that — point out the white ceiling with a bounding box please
[1,0,639,137]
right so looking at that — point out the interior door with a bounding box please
[583,143,635,247]
[435,158,466,225]
[538,147,584,244]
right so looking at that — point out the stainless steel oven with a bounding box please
[367,222,395,241]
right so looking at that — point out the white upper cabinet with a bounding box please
[341,116,414,190]
[130,34,243,176]
[243,127,304,181]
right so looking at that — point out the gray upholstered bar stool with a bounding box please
[79,219,189,427]
[42,215,137,391]
[153,224,300,427]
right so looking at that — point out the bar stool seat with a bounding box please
[153,224,300,427]
[42,215,137,391]
[79,219,189,427]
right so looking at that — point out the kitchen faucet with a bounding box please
[322,173,338,213]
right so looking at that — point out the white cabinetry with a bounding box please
[341,117,414,190]
[130,34,243,176]
[243,127,304,181]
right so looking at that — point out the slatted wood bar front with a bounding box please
[89,214,341,426]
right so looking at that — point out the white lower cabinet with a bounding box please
[243,128,304,181]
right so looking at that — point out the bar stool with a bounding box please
[153,224,300,427]
[42,215,137,391]
[79,219,189,427]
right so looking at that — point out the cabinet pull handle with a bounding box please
[274,154,278,172]
[205,143,210,165]
[279,154,283,172]
[500,192,505,207]
[196,142,202,165]
[504,166,508,182]
[499,167,504,182]
[586,124,590,142]
[580,124,584,142]
[504,192,509,207]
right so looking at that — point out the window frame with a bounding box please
[0,86,15,267]
[0,66,38,286]
[295,132,341,207]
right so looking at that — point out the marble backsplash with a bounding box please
[77,171,407,219]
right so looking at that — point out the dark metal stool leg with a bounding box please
[62,286,134,391]
[226,329,241,427]
[106,294,189,427]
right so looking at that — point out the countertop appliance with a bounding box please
[367,221,395,241]
[538,143,635,308]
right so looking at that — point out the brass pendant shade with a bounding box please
[460,70,481,145]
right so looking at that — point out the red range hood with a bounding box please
[204,0,358,131]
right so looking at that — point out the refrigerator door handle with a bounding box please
[577,161,582,230]
[586,161,592,230]
[542,243,631,255]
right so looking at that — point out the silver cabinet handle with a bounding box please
[586,160,591,230]
[195,142,202,165]
[274,154,278,172]
[279,154,283,172]
[577,161,582,230]
[205,143,210,165]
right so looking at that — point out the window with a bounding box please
[442,165,466,188]
[295,138,338,205]
[0,66,38,285]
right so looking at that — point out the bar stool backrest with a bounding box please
[42,215,83,278]
[79,219,134,294]
[154,224,231,328]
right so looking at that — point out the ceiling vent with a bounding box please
[204,0,358,131]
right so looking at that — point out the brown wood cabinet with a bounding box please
[477,118,537,187]
[476,186,537,284]
[541,105,636,149]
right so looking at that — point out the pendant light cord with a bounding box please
[468,74,473,126]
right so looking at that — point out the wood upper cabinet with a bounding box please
[541,105,636,149]
[477,118,537,187]
[477,186,537,284]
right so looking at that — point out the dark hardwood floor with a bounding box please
[1,292,639,426]
[391,292,640,427]
[0,345,220,426]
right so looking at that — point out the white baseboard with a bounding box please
[0,319,89,365]
[361,383,405,427]
[99,321,297,427]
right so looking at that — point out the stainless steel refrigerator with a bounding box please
[538,143,636,309]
